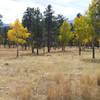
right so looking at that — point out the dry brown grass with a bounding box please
[8,81,33,100]
[80,75,97,100]
[97,73,100,86]
[47,73,71,100]
[47,74,100,100]
[0,47,100,100]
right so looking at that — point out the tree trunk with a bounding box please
[47,26,51,53]
[99,41,100,50]
[79,42,81,56]
[22,45,24,51]
[31,41,35,54]
[47,41,50,53]
[24,44,27,50]
[62,44,65,52]
[13,44,15,48]
[36,47,39,55]
[16,44,19,57]
[32,46,34,54]
[8,43,11,48]
[92,41,95,59]
[43,47,45,54]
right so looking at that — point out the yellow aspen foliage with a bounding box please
[59,21,72,51]
[7,19,30,44]
[74,16,95,44]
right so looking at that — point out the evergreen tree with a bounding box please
[52,14,65,48]
[22,7,35,52]
[0,14,3,34]
[44,5,54,53]
[34,8,43,55]
[22,7,44,55]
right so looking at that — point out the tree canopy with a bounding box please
[59,20,72,51]
[8,19,30,44]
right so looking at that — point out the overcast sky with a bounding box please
[0,0,91,24]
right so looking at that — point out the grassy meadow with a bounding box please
[0,47,100,100]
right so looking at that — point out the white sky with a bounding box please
[0,0,91,24]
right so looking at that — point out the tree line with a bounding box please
[0,0,100,59]
[22,5,66,54]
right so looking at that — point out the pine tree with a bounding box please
[44,5,54,53]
